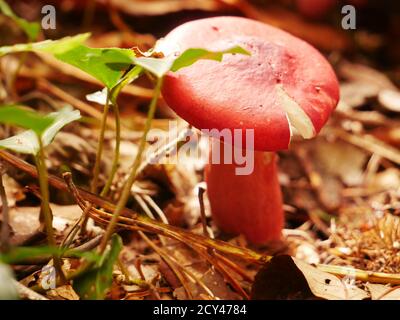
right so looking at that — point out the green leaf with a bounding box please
[0,106,81,155]
[73,234,123,300]
[0,0,40,41]
[133,46,250,78]
[55,45,136,89]
[0,246,101,265]
[171,46,250,72]
[133,56,175,79]
[0,105,54,134]
[40,107,81,146]
[0,130,39,155]
[0,33,90,57]
[86,88,108,105]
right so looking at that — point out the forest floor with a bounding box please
[0,0,400,300]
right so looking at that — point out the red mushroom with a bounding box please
[158,17,339,244]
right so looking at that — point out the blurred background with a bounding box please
[2,0,399,70]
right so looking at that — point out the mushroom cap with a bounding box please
[159,16,339,151]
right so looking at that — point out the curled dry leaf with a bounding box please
[340,81,381,108]
[338,61,397,91]
[251,255,369,300]
[9,204,82,237]
[337,61,399,113]
[311,139,368,187]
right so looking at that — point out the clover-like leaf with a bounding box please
[133,56,175,79]
[0,33,90,57]
[55,45,136,89]
[0,105,54,134]
[170,46,250,72]
[86,88,108,106]
[40,107,81,147]
[133,46,250,78]
[0,106,81,155]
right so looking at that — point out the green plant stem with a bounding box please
[35,136,66,283]
[100,102,120,197]
[100,65,144,197]
[0,170,10,252]
[117,257,148,288]
[98,77,163,254]
[90,90,111,194]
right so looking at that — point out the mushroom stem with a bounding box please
[205,139,284,244]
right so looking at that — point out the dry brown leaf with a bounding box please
[174,268,241,300]
[367,168,400,193]
[9,204,82,237]
[251,255,369,300]
[340,81,381,108]
[165,240,241,300]
[127,263,160,283]
[366,283,391,300]
[366,283,400,300]
[378,287,400,300]
[312,140,367,187]
[47,285,80,300]
[295,243,320,265]
[338,61,398,91]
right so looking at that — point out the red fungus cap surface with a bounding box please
[158,16,339,151]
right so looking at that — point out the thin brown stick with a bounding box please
[0,165,10,252]
[0,149,268,263]
[139,231,193,299]
[62,170,266,264]
[198,185,210,238]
